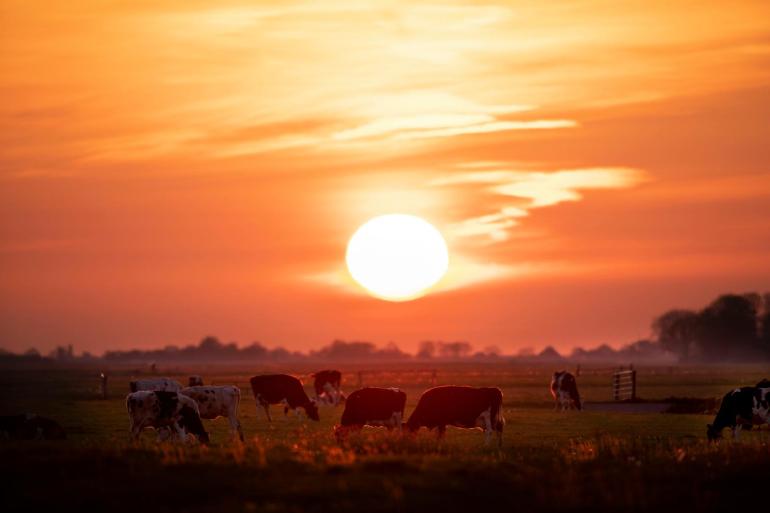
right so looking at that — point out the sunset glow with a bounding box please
[0,0,769,355]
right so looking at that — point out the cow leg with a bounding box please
[394,412,403,434]
[733,424,742,440]
[264,403,272,423]
[173,421,188,442]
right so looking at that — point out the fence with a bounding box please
[612,366,637,401]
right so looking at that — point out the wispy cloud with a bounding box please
[436,166,647,242]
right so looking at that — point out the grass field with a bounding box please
[1,363,768,513]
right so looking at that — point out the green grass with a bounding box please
[1,364,768,512]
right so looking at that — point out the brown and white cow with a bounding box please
[126,390,209,443]
[406,386,504,445]
[129,377,182,393]
[334,387,406,440]
[180,385,243,441]
[0,414,66,440]
[249,374,319,422]
[550,371,582,411]
[313,370,344,406]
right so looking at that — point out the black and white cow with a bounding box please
[707,385,770,441]
[188,375,204,387]
[313,370,344,406]
[249,374,320,422]
[129,377,182,393]
[550,371,582,411]
[406,386,504,445]
[126,390,209,443]
[334,387,406,440]
[180,385,243,441]
[0,414,66,440]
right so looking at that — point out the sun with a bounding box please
[346,214,449,301]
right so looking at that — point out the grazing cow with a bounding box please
[0,414,66,440]
[707,385,770,441]
[249,374,319,422]
[334,388,406,440]
[550,371,582,411]
[180,385,243,441]
[313,370,344,406]
[126,390,209,443]
[129,377,182,393]
[188,375,204,387]
[406,386,504,445]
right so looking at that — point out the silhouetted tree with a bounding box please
[652,309,698,360]
[437,341,472,359]
[695,294,758,360]
[417,341,436,359]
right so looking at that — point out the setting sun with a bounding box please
[345,214,449,301]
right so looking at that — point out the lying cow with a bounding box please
[334,387,406,440]
[707,385,769,441]
[180,385,243,441]
[313,370,344,406]
[126,390,209,443]
[0,414,66,440]
[550,371,582,411]
[249,374,319,422]
[188,375,204,387]
[406,386,504,445]
[129,377,182,393]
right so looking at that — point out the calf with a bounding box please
[406,386,504,445]
[188,375,204,387]
[249,374,319,422]
[180,385,244,441]
[126,390,209,443]
[335,388,406,440]
[129,377,182,393]
[707,385,769,441]
[313,370,344,406]
[550,371,582,411]
[0,414,66,440]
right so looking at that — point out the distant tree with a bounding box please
[696,294,758,360]
[652,309,699,361]
[417,341,435,359]
[437,341,472,359]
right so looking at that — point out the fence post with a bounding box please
[100,372,108,399]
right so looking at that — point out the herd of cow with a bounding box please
[1,372,768,444]
[126,371,506,445]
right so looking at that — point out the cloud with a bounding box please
[436,166,647,242]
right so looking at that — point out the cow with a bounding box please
[129,377,182,393]
[757,378,770,388]
[406,386,504,446]
[313,370,344,406]
[707,385,769,441]
[188,375,204,387]
[126,390,209,443]
[249,374,319,422]
[334,387,406,441]
[180,385,243,441]
[550,371,582,411]
[0,414,66,440]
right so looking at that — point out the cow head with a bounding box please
[305,400,320,421]
[706,423,721,441]
[180,406,209,444]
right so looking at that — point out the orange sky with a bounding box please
[2,0,770,355]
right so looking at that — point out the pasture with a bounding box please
[1,363,767,513]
